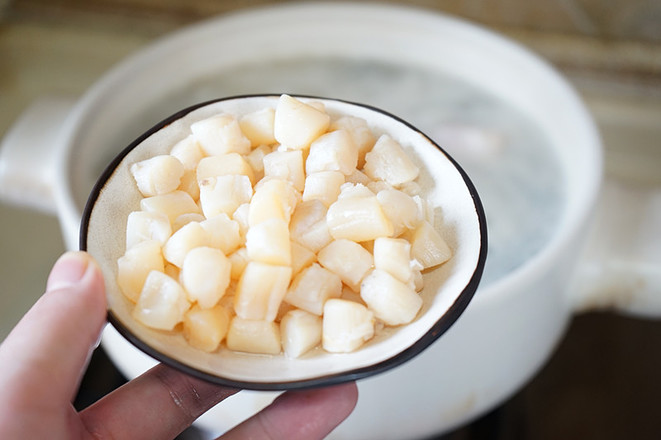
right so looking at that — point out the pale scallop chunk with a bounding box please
[376,188,422,237]
[162,222,208,268]
[413,194,436,225]
[125,211,172,249]
[409,220,452,269]
[274,94,330,150]
[289,200,333,253]
[317,239,374,291]
[280,309,322,358]
[330,116,376,168]
[217,291,235,309]
[200,214,242,254]
[409,266,424,292]
[234,261,292,322]
[190,113,251,155]
[140,190,201,223]
[117,240,165,302]
[345,168,372,186]
[306,100,326,112]
[306,130,358,176]
[239,107,276,147]
[337,182,374,199]
[245,144,272,178]
[132,270,191,331]
[177,170,200,201]
[181,247,231,308]
[290,241,316,276]
[361,269,423,326]
[322,299,375,353]
[228,247,249,281]
[172,213,206,232]
[183,304,231,352]
[398,180,422,197]
[366,179,391,195]
[130,155,185,197]
[248,178,299,226]
[226,317,281,355]
[285,263,342,315]
[363,134,419,186]
[373,237,413,283]
[263,149,305,192]
[232,203,250,238]
[199,175,253,218]
[302,171,345,207]
[326,195,393,242]
[196,153,256,185]
[170,134,204,171]
[245,218,292,266]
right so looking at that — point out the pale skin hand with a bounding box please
[0,252,358,439]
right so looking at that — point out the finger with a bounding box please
[0,251,107,405]
[80,363,238,439]
[222,382,358,440]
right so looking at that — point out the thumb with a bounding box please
[0,251,107,404]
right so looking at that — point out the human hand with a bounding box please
[0,251,358,439]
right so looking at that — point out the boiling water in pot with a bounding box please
[96,57,565,287]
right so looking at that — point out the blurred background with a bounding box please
[1,1,661,439]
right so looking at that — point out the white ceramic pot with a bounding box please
[2,3,660,439]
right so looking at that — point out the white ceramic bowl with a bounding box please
[80,94,487,389]
[4,3,659,439]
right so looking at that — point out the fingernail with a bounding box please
[47,251,92,291]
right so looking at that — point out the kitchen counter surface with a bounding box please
[2,3,661,439]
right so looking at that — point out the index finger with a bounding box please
[79,363,238,439]
[222,382,358,440]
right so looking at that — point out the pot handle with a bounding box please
[570,178,661,318]
[0,96,77,215]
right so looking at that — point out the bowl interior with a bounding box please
[81,94,486,389]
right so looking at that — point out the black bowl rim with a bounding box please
[80,93,488,391]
